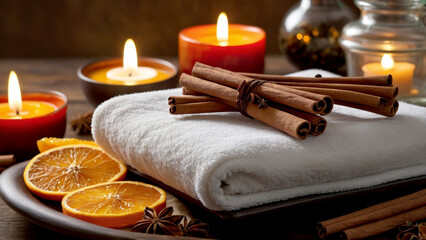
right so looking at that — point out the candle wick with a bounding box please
[129,72,133,77]
[16,110,20,116]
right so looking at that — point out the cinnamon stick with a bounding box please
[317,189,426,238]
[0,154,15,168]
[180,73,237,102]
[286,86,390,108]
[182,88,204,96]
[240,72,393,86]
[168,95,215,105]
[180,73,311,139]
[270,103,327,136]
[192,63,328,115]
[341,206,426,240]
[335,100,399,117]
[169,101,235,114]
[273,82,398,99]
[169,95,237,107]
[267,84,334,115]
[170,97,327,136]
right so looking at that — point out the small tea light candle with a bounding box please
[78,38,178,106]
[179,12,266,74]
[85,38,173,86]
[362,54,415,95]
[0,71,67,161]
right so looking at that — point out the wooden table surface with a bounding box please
[0,57,417,240]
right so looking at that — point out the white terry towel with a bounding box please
[92,70,426,211]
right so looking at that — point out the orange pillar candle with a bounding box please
[0,71,67,160]
[362,54,415,95]
[179,12,266,74]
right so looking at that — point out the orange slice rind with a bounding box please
[23,144,126,201]
[62,181,166,228]
[37,137,98,153]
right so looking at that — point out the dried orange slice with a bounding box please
[62,181,166,228]
[23,144,126,201]
[37,137,98,153]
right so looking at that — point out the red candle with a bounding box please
[179,12,266,74]
[0,71,67,160]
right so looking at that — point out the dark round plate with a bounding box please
[0,161,193,240]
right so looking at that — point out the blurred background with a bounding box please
[0,0,358,58]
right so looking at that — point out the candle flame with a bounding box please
[381,54,394,71]
[216,12,229,46]
[123,38,138,71]
[8,71,22,115]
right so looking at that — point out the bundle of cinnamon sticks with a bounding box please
[241,72,399,118]
[317,189,426,240]
[168,62,398,139]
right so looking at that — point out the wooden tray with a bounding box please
[129,167,426,221]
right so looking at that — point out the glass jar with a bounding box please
[278,0,356,75]
[339,0,426,104]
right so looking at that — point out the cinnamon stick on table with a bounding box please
[0,154,15,173]
[0,154,15,168]
[180,73,311,139]
[317,189,426,239]
[341,206,426,240]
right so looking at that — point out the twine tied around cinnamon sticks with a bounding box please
[236,79,268,118]
[168,62,399,139]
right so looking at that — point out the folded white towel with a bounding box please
[92,70,426,211]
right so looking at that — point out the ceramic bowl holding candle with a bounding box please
[78,39,178,107]
[0,72,67,161]
[179,12,266,75]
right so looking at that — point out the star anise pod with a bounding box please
[131,207,184,236]
[254,94,268,110]
[71,111,93,135]
[397,221,426,240]
[180,216,209,238]
[420,222,426,239]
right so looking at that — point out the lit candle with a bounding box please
[179,12,266,74]
[85,39,173,86]
[216,12,229,46]
[362,54,415,95]
[78,38,178,106]
[0,71,67,160]
[0,71,56,119]
[105,39,158,82]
